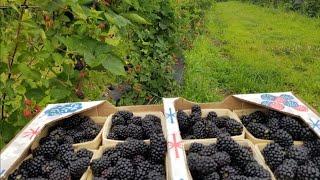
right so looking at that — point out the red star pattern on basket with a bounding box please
[168,132,183,159]
[261,94,308,112]
[22,126,41,140]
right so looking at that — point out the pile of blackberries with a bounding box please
[107,110,163,140]
[187,134,271,180]
[262,140,320,179]
[9,141,93,179]
[177,105,243,139]
[44,114,102,144]
[241,110,316,143]
[91,133,167,179]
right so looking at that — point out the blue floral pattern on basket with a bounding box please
[44,103,82,116]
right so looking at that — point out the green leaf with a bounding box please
[122,13,151,25]
[101,54,126,75]
[84,52,100,67]
[17,64,41,80]
[70,4,87,20]
[50,88,71,101]
[16,85,26,95]
[25,88,45,102]
[104,10,131,28]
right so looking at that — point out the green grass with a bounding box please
[181,1,320,112]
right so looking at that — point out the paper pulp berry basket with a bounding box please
[102,111,167,146]
[179,109,245,144]
[183,139,276,180]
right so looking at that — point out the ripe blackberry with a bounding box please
[312,156,320,170]
[100,167,117,179]
[206,111,218,121]
[28,156,47,177]
[189,112,201,126]
[60,114,85,129]
[57,143,73,154]
[48,127,66,143]
[280,116,303,139]
[212,151,231,167]
[244,162,270,178]
[147,170,164,180]
[266,118,280,130]
[304,140,320,157]
[127,116,142,126]
[111,114,126,126]
[127,123,144,140]
[41,160,64,177]
[286,146,309,165]
[150,133,167,163]
[219,165,239,179]
[272,129,293,148]
[300,128,316,140]
[76,148,93,159]
[192,121,206,138]
[198,144,217,156]
[141,117,162,138]
[151,163,165,175]
[177,110,190,132]
[83,124,101,139]
[225,119,243,136]
[32,140,59,158]
[216,134,241,154]
[135,161,151,179]
[107,132,116,139]
[233,147,255,165]
[115,110,134,120]
[205,121,221,138]
[72,131,87,143]
[246,122,270,139]
[241,115,252,126]
[69,157,90,178]
[248,110,267,124]
[8,169,28,180]
[116,139,148,158]
[296,165,320,180]
[204,172,220,180]
[229,175,250,180]
[185,135,196,139]
[143,114,162,125]
[262,143,286,170]
[274,159,297,180]
[267,109,284,119]
[188,154,217,175]
[115,158,135,179]
[215,116,229,128]
[111,125,128,140]
[60,151,77,166]
[189,143,205,153]
[63,135,74,144]
[191,104,201,116]
[90,157,112,176]
[49,169,71,180]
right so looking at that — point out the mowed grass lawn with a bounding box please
[181,1,320,112]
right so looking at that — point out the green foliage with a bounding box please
[0,0,213,149]
[182,1,320,112]
[240,0,320,17]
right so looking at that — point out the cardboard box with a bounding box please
[1,92,319,179]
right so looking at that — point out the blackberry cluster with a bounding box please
[241,110,316,142]
[108,110,163,140]
[91,137,167,179]
[9,139,92,180]
[177,105,243,139]
[187,134,271,180]
[44,114,102,144]
[262,140,320,179]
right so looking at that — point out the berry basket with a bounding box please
[31,116,106,150]
[102,111,167,146]
[7,148,96,180]
[178,109,245,144]
[234,109,313,144]
[183,139,275,180]
[86,139,169,180]
[254,141,320,180]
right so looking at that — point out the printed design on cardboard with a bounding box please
[165,107,176,124]
[0,169,5,176]
[22,126,41,140]
[309,117,320,131]
[260,94,308,112]
[44,102,82,116]
[168,132,183,159]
